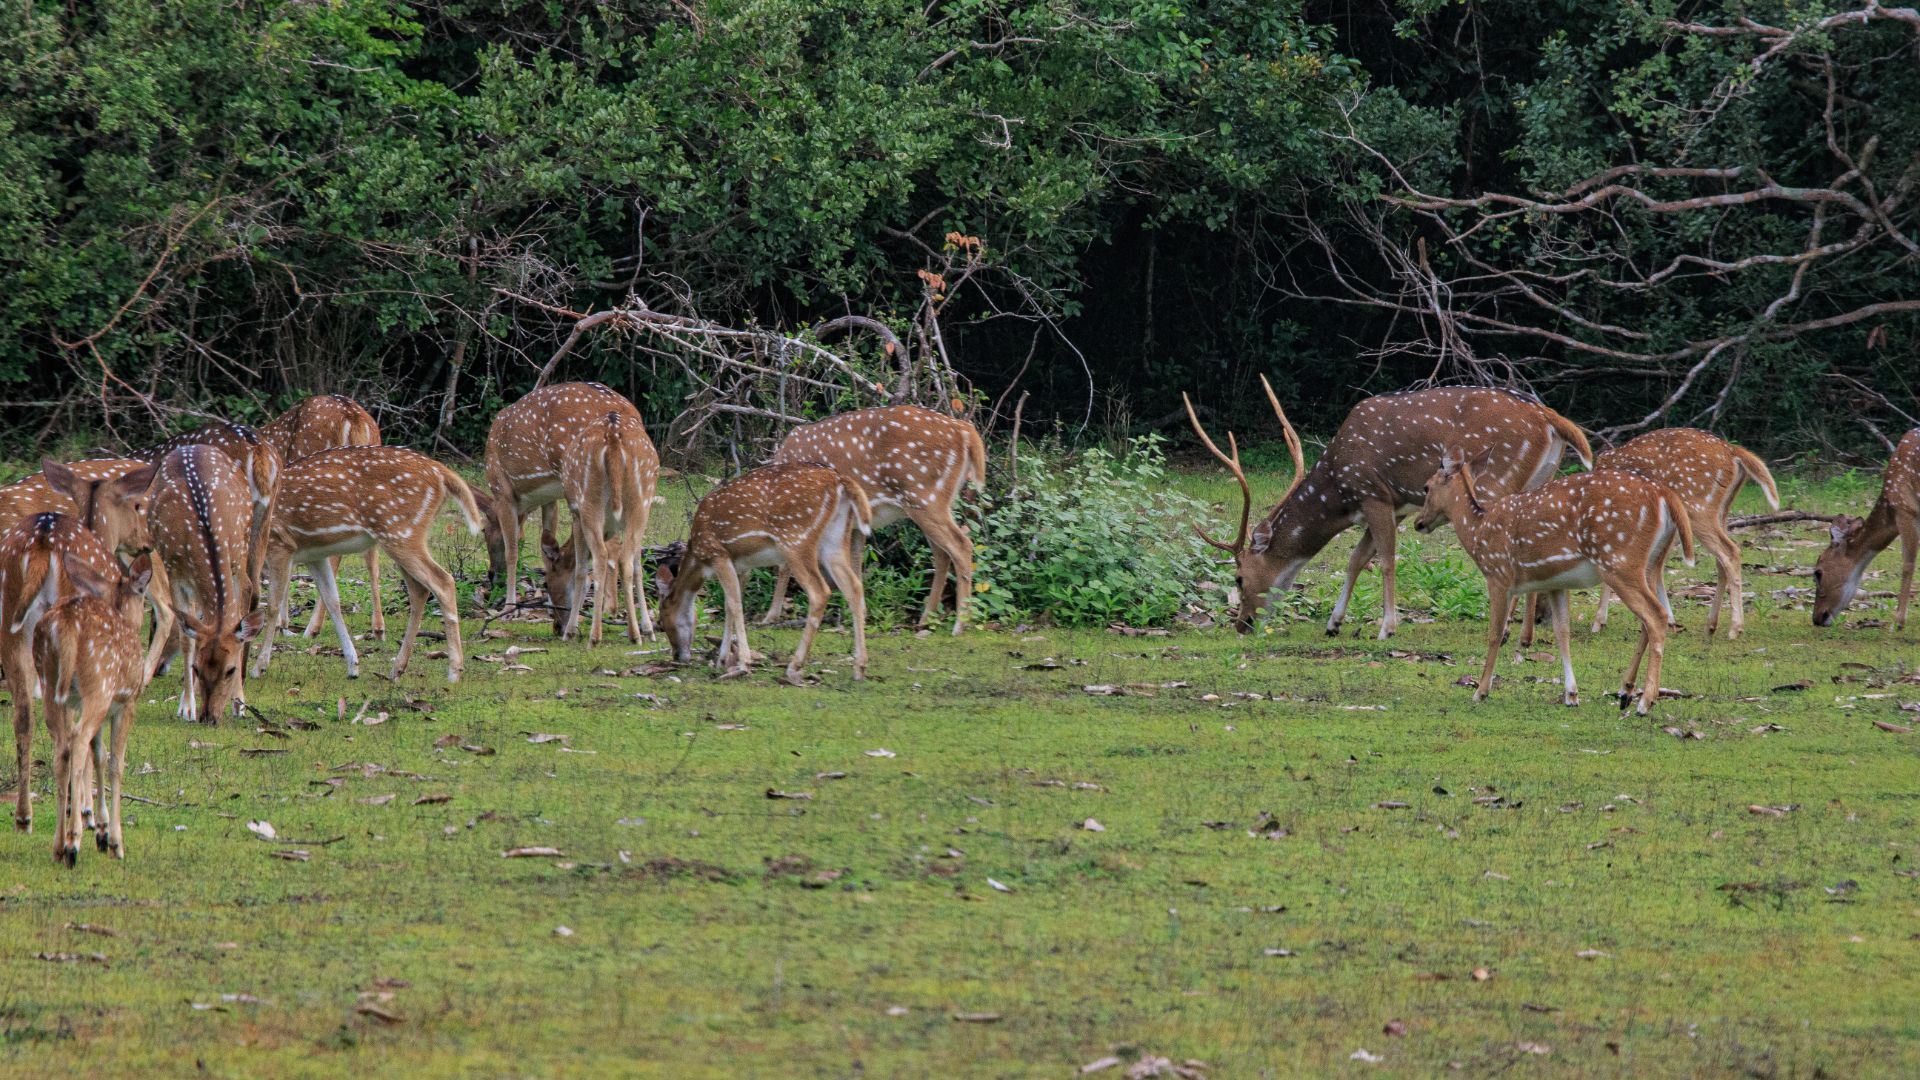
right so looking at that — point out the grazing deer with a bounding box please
[483,382,643,614]
[261,395,384,639]
[1187,381,1593,638]
[148,447,266,722]
[27,554,152,864]
[1,513,141,834]
[1414,455,1694,715]
[1584,429,1779,640]
[253,447,484,683]
[658,463,871,685]
[538,410,660,644]
[760,405,985,633]
[131,422,281,591]
[1813,428,1920,629]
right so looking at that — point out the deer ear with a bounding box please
[234,608,266,642]
[540,533,564,564]
[123,553,154,596]
[65,559,110,601]
[41,458,78,500]
[109,463,158,501]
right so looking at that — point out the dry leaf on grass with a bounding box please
[502,847,564,858]
[245,820,276,840]
[268,850,310,862]
[765,789,813,800]
[412,793,453,805]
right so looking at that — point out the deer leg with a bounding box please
[712,559,750,676]
[1550,589,1578,706]
[311,557,360,679]
[823,533,868,681]
[1476,582,1510,703]
[498,495,525,608]
[143,564,177,679]
[785,558,832,686]
[366,547,385,640]
[49,714,73,865]
[418,557,466,684]
[89,722,108,851]
[1612,577,1668,715]
[390,571,428,679]
[760,569,794,626]
[1700,521,1739,640]
[252,549,293,679]
[1328,529,1376,637]
[627,499,654,640]
[10,650,32,833]
[1895,517,1918,631]
[1366,503,1404,639]
[908,507,973,634]
[107,700,130,858]
[1590,584,1612,635]
[177,635,198,723]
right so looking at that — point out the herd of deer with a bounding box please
[0,377,1914,867]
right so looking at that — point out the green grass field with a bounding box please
[3,465,1918,1077]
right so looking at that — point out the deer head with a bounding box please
[540,530,581,637]
[1811,515,1868,627]
[185,606,266,720]
[1414,452,1484,534]
[1185,376,1306,631]
[41,458,158,557]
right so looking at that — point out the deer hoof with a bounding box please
[96,831,110,852]
[1564,693,1580,707]
[14,815,30,834]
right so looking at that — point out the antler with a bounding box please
[1259,375,1307,503]
[1184,392,1251,553]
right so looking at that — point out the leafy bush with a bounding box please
[970,435,1223,627]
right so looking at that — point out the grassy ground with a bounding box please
[2,464,1918,1077]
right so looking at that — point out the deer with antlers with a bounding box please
[759,405,985,634]
[1813,428,1920,629]
[658,463,871,685]
[1186,381,1593,638]
[148,447,266,722]
[26,553,153,863]
[131,421,281,591]
[261,394,384,639]
[2,511,150,834]
[538,410,660,644]
[1415,455,1694,715]
[1579,428,1779,641]
[483,382,646,619]
[253,447,484,684]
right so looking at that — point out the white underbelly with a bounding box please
[296,530,377,561]
[1517,561,1601,594]
[735,547,785,571]
[515,477,564,508]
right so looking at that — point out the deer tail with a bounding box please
[439,466,486,536]
[10,551,60,636]
[841,475,874,537]
[1663,488,1696,567]
[1730,445,1781,511]
[1545,408,1595,471]
[965,423,987,492]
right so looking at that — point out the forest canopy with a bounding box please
[2,0,1914,458]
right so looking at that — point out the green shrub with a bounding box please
[970,435,1225,627]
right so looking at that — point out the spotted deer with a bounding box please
[483,382,644,614]
[658,463,871,685]
[760,405,985,633]
[1812,428,1920,629]
[2,513,145,834]
[253,447,483,684]
[261,395,384,639]
[148,446,266,722]
[1188,381,1593,638]
[131,422,281,591]
[1582,428,1779,640]
[1414,455,1694,715]
[538,410,660,644]
[26,553,152,864]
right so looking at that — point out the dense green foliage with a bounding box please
[1,1,1913,455]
